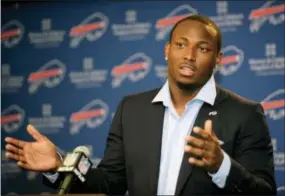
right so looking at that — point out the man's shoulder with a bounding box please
[217,86,262,111]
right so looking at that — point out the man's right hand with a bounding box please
[5,124,62,172]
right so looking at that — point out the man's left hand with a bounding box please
[184,120,224,174]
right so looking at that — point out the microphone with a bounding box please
[57,146,93,195]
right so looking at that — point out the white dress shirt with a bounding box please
[152,75,231,195]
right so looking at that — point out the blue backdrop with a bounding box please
[1,1,284,195]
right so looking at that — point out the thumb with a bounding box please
[204,120,218,141]
[26,124,45,142]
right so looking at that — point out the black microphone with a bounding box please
[57,146,93,195]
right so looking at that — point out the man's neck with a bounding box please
[168,81,202,115]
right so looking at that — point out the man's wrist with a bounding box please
[51,152,63,172]
[209,150,224,174]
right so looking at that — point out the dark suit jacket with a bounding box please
[44,86,276,195]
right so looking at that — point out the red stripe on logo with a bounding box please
[249,4,285,19]
[1,114,21,124]
[155,14,191,29]
[112,62,147,76]
[69,22,105,36]
[262,99,285,110]
[1,29,21,40]
[221,55,239,65]
[28,68,63,82]
[71,109,105,122]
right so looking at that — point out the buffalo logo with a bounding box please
[28,59,66,94]
[1,105,25,133]
[1,20,24,48]
[261,89,285,120]
[111,53,152,88]
[69,12,108,48]
[249,0,285,32]
[155,4,198,41]
[218,45,244,76]
[70,100,109,135]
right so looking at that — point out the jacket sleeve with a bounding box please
[224,104,277,195]
[43,97,128,195]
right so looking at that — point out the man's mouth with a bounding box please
[179,64,196,77]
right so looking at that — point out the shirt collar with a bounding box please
[152,75,217,106]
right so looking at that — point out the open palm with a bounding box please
[5,124,61,172]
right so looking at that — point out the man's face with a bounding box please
[165,19,222,89]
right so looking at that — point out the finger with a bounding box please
[188,157,206,167]
[26,124,45,142]
[6,152,26,162]
[192,127,210,140]
[5,137,26,149]
[17,162,33,170]
[185,145,208,157]
[204,120,212,132]
[6,144,24,156]
[185,136,209,149]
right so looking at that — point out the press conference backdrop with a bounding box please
[1,0,284,195]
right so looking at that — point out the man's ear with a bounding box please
[165,42,170,60]
[215,51,223,69]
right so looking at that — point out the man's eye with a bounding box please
[199,47,209,52]
[176,42,185,48]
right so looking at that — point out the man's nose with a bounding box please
[184,47,196,61]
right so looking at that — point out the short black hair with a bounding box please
[169,14,222,52]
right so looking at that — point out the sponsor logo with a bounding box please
[218,45,244,76]
[155,4,198,41]
[70,100,109,135]
[1,150,21,179]
[111,53,152,88]
[210,1,244,32]
[1,105,25,133]
[28,59,66,94]
[1,64,24,93]
[261,89,285,121]
[1,20,24,48]
[28,104,66,134]
[249,0,285,32]
[69,57,108,88]
[249,43,285,76]
[69,12,108,48]
[154,64,168,82]
[111,10,151,41]
[28,18,65,48]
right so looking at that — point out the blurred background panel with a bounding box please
[1,0,284,195]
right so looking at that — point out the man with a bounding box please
[5,14,276,195]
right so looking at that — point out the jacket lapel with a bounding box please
[146,101,165,195]
[174,86,227,196]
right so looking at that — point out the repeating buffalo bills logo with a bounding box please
[155,4,198,41]
[249,0,285,32]
[261,89,285,120]
[1,105,25,133]
[111,53,152,88]
[28,59,66,94]
[1,20,24,48]
[69,100,109,135]
[69,12,108,48]
[218,45,244,76]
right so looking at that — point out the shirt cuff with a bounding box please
[208,150,231,188]
[42,152,63,183]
